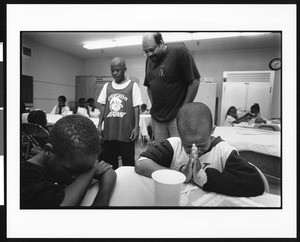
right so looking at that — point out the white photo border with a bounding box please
[6,4,297,238]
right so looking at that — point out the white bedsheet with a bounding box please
[213,126,280,157]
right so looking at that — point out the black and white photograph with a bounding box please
[4,3,297,239]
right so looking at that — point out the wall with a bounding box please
[193,46,281,124]
[85,46,281,125]
[21,39,281,124]
[84,56,150,107]
[22,37,85,113]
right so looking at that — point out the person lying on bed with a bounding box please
[21,115,116,208]
[135,102,265,197]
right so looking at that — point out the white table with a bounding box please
[46,114,62,125]
[20,113,100,127]
[81,166,281,207]
[24,113,151,134]
[139,114,152,137]
[213,126,280,157]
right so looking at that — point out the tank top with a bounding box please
[103,81,134,142]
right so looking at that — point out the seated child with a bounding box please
[140,103,149,114]
[50,95,70,115]
[223,106,238,126]
[235,103,267,124]
[135,102,265,197]
[76,97,90,117]
[27,109,49,148]
[21,115,117,208]
[87,97,100,118]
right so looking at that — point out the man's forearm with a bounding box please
[147,87,153,104]
[183,78,200,105]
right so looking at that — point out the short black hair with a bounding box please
[177,102,213,138]
[86,98,94,103]
[78,97,86,104]
[27,110,47,128]
[48,115,101,159]
[225,106,237,119]
[58,95,66,102]
[251,103,260,113]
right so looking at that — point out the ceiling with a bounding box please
[22,32,281,60]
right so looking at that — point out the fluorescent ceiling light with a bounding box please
[83,32,269,50]
[114,36,143,47]
[83,35,142,50]
[161,32,193,42]
[83,40,116,49]
[192,32,268,40]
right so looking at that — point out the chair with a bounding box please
[249,162,270,193]
[21,123,50,159]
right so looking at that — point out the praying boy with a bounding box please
[135,102,265,197]
[21,115,116,208]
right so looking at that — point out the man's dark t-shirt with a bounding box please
[144,44,200,122]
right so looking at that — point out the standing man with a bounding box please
[142,32,200,144]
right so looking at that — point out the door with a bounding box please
[75,76,96,102]
[247,82,272,119]
[220,82,247,125]
[94,80,108,109]
[194,83,217,124]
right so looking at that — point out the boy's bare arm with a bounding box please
[130,106,140,141]
[98,104,105,132]
[60,167,96,206]
[92,168,117,206]
[135,158,167,178]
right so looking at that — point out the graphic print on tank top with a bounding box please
[106,93,128,118]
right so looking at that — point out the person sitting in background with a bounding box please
[21,102,30,123]
[140,103,149,114]
[76,97,90,117]
[50,95,70,115]
[27,109,49,149]
[87,98,100,118]
[21,115,117,208]
[235,103,266,124]
[223,106,238,127]
[27,109,48,130]
[21,102,30,114]
[135,102,265,197]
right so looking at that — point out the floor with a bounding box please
[134,136,281,196]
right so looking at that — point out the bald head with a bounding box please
[111,57,126,68]
[142,32,163,46]
[177,102,213,138]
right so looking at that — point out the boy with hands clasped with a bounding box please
[135,102,265,197]
[21,115,116,208]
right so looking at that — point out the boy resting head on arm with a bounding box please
[21,115,116,208]
[135,102,265,197]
